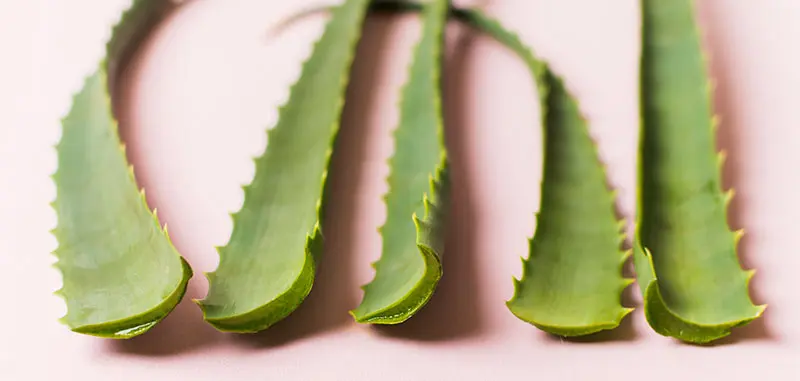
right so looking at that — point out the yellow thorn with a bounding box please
[725,188,736,205]
[734,229,745,245]
[717,150,727,167]
[711,114,721,133]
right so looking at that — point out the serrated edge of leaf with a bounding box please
[497,45,633,337]
[633,0,766,343]
[50,0,192,338]
[194,0,369,332]
[351,163,448,324]
[350,0,450,324]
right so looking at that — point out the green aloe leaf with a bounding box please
[53,0,192,339]
[472,22,633,338]
[195,0,372,333]
[634,0,765,343]
[507,66,633,336]
[368,2,632,336]
[350,0,450,324]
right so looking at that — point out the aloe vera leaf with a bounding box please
[195,0,372,333]
[367,2,634,336]
[349,0,450,324]
[52,0,192,339]
[446,5,633,337]
[479,31,633,337]
[634,0,765,343]
[506,66,633,336]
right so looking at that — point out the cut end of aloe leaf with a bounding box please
[642,280,765,344]
[635,244,766,343]
[351,171,449,325]
[197,251,316,333]
[507,301,634,337]
[60,258,192,339]
[506,278,635,337]
[636,0,765,343]
[351,243,442,324]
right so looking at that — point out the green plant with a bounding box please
[474,19,634,338]
[350,0,450,324]
[195,0,373,333]
[633,0,765,343]
[52,0,767,344]
[52,0,192,339]
[369,1,632,337]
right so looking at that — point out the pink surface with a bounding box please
[2,0,799,379]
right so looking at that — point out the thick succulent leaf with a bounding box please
[369,1,632,336]
[635,0,765,343]
[507,67,633,336]
[350,0,450,324]
[52,0,192,339]
[453,5,632,337]
[195,0,372,333]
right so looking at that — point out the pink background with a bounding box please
[2,0,799,379]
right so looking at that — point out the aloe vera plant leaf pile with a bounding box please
[49,0,765,344]
[53,0,191,339]
[350,0,450,325]
[633,0,765,344]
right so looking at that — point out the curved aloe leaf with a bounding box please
[195,0,372,333]
[469,20,633,337]
[350,0,450,324]
[367,2,633,336]
[634,0,765,343]
[508,67,633,336]
[52,0,192,339]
